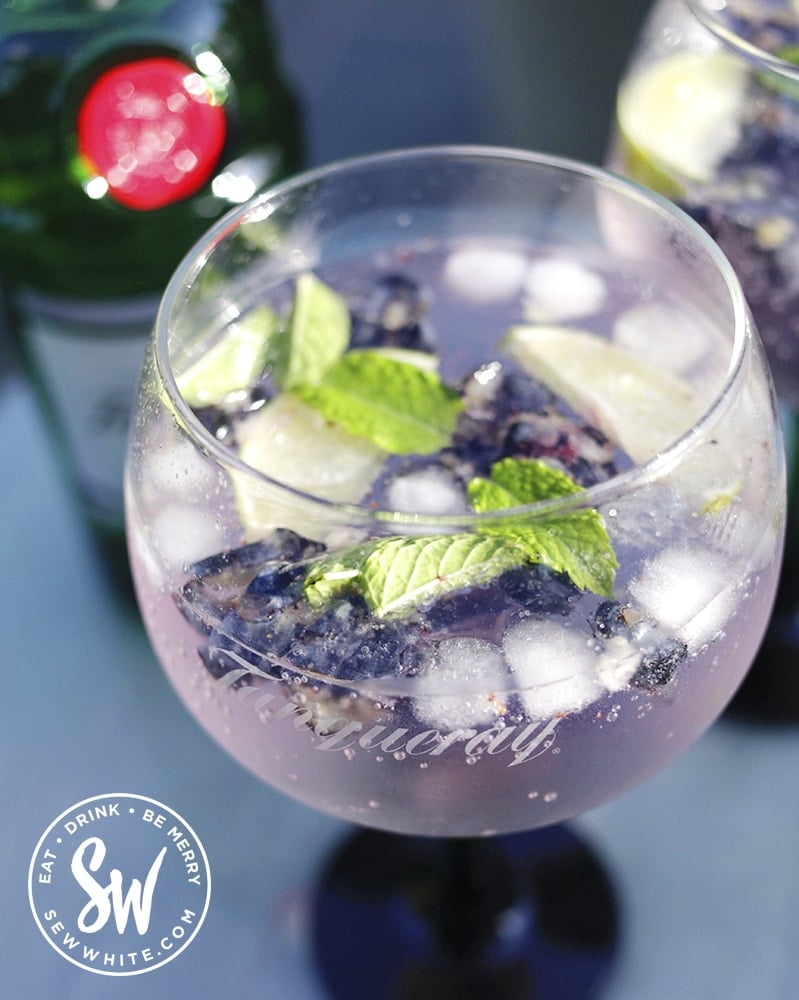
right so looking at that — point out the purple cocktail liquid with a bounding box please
[129,572,775,837]
[127,236,781,836]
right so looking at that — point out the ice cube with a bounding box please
[596,635,642,692]
[152,502,227,571]
[523,257,606,321]
[442,245,528,303]
[613,301,716,375]
[141,438,219,504]
[628,545,732,649]
[386,467,469,516]
[504,619,603,719]
[413,637,507,730]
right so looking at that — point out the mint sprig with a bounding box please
[468,458,618,597]
[303,457,618,617]
[296,350,462,455]
[360,535,527,617]
[265,272,463,455]
[306,534,527,618]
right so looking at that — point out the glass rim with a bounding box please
[155,143,753,529]
[686,0,799,79]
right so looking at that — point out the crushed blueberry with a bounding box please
[500,564,579,616]
[501,411,619,486]
[349,273,437,352]
[592,600,687,689]
[421,583,514,642]
[633,638,687,690]
[449,364,623,486]
[247,562,304,598]
[593,600,629,640]
[177,530,324,632]
[194,404,234,442]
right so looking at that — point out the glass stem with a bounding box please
[432,838,519,955]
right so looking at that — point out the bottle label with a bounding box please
[76,56,228,211]
[19,292,157,523]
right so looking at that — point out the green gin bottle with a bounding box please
[0,0,302,593]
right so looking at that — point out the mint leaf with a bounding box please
[468,457,617,597]
[301,458,618,618]
[514,513,617,597]
[295,349,463,455]
[469,457,591,508]
[755,48,799,100]
[280,272,350,389]
[778,45,799,67]
[360,534,527,618]
[303,534,526,617]
[304,543,376,608]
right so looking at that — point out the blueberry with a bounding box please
[351,317,437,352]
[199,608,295,683]
[178,540,280,633]
[423,584,512,638]
[450,415,505,476]
[349,273,437,352]
[502,419,538,455]
[193,405,234,442]
[283,596,420,681]
[453,361,622,487]
[353,273,427,326]
[631,637,687,690]
[199,632,246,682]
[339,620,416,680]
[493,370,553,421]
[591,601,687,690]
[187,529,321,582]
[247,562,303,598]
[500,564,579,616]
[177,530,324,634]
[592,600,628,639]
[500,411,619,486]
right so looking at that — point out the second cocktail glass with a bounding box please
[609,0,799,718]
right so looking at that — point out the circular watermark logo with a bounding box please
[28,793,211,976]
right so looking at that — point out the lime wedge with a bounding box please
[616,50,749,195]
[369,346,440,373]
[177,305,281,407]
[233,393,386,537]
[502,325,700,463]
[282,271,350,389]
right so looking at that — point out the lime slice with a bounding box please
[616,50,749,195]
[369,346,440,373]
[234,393,386,537]
[177,305,281,407]
[282,271,350,389]
[502,325,700,463]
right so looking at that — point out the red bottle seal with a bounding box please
[77,56,227,211]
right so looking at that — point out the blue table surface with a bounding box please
[4,3,799,997]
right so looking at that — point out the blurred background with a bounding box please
[7,2,799,998]
[0,0,649,382]
[269,0,649,167]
